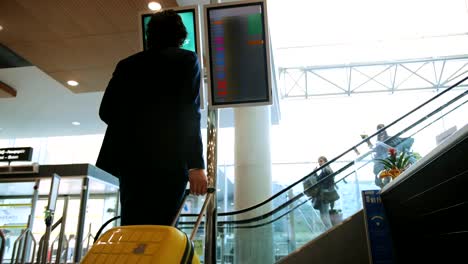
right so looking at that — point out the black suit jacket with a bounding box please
[96,47,204,180]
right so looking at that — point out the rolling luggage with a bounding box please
[81,188,214,264]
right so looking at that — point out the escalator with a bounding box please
[178,74,468,263]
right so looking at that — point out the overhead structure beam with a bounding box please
[279,55,468,98]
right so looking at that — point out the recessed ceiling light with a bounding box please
[72,121,81,126]
[0,25,3,31]
[67,80,79,86]
[148,2,162,11]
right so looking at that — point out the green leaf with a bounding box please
[376,159,395,170]
[402,155,412,169]
[396,152,405,168]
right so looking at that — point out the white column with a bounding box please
[234,105,274,264]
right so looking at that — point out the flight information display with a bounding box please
[140,9,198,52]
[206,1,272,107]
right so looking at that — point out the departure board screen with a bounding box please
[140,9,198,52]
[206,1,271,107]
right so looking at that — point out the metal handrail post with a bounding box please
[14,229,37,264]
[25,231,36,264]
[83,223,93,257]
[0,230,5,263]
[36,237,44,264]
[55,196,69,264]
[11,229,27,264]
[287,190,297,253]
[74,177,90,263]
[21,180,40,263]
[204,106,218,264]
[203,2,220,260]
[48,235,61,264]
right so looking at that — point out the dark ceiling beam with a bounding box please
[0,81,16,97]
[0,43,32,68]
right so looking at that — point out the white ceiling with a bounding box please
[0,66,106,139]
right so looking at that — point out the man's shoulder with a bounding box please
[161,47,198,61]
[118,51,146,66]
[111,52,144,72]
[118,48,197,66]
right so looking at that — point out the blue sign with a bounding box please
[362,190,395,264]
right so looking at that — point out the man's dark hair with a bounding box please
[146,10,188,49]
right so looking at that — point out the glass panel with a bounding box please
[0,181,36,262]
[0,174,118,263]
[179,75,468,263]
[0,181,36,197]
[79,177,119,259]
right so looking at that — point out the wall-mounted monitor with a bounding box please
[139,6,200,55]
[204,0,272,108]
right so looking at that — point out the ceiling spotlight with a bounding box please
[148,2,162,11]
[0,25,3,31]
[67,80,79,86]
[72,121,81,126]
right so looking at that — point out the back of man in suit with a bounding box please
[96,10,207,225]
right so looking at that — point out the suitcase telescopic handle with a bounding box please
[171,189,191,226]
[172,187,215,227]
[94,215,121,243]
[189,187,216,241]
[94,188,215,243]
[93,188,192,243]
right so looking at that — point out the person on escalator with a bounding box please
[303,156,340,229]
[2,229,11,253]
[96,10,208,226]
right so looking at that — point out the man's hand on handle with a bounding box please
[188,169,208,195]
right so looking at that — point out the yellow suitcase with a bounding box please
[81,225,199,264]
[82,188,214,264]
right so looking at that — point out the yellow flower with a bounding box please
[388,168,401,179]
[379,167,402,179]
[379,170,393,179]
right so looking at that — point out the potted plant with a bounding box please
[376,147,413,185]
[329,208,343,226]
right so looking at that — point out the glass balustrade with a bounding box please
[177,75,468,263]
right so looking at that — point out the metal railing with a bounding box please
[178,74,468,262]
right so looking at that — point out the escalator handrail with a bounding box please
[181,160,355,220]
[178,89,468,226]
[178,192,306,227]
[220,198,310,229]
[179,74,468,218]
[178,196,310,230]
[380,90,468,151]
[352,88,468,165]
[180,161,355,225]
[218,97,468,229]
[403,97,468,147]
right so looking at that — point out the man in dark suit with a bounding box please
[96,10,207,226]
